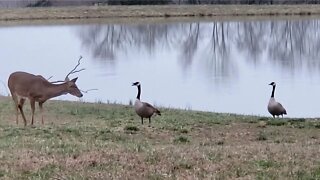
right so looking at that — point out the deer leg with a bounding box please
[18,98,27,126]
[141,117,144,124]
[149,117,151,124]
[11,94,19,124]
[39,102,44,125]
[30,99,36,126]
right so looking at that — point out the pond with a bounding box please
[0,17,320,118]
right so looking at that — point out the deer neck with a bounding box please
[44,83,69,100]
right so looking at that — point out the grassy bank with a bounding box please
[1,4,320,22]
[0,96,319,179]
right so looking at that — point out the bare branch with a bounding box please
[46,76,53,81]
[81,88,98,93]
[50,80,65,84]
[65,56,85,81]
[0,80,9,96]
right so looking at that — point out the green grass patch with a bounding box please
[174,136,190,144]
[257,131,267,141]
[29,164,59,179]
[267,120,287,126]
[256,160,279,169]
[124,125,139,132]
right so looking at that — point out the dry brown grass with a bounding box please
[0,95,320,179]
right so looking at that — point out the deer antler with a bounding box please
[65,56,85,81]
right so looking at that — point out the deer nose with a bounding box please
[78,93,83,98]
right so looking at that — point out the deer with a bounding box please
[7,57,84,126]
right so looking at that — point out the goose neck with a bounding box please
[136,85,141,100]
[271,85,275,98]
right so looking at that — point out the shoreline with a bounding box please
[0,95,317,119]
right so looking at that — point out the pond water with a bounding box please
[1,17,320,118]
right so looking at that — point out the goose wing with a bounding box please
[143,102,161,116]
[277,102,287,114]
[144,102,154,108]
[277,102,284,107]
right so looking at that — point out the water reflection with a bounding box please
[76,22,237,80]
[1,17,320,117]
[76,18,320,77]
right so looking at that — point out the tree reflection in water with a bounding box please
[76,18,320,80]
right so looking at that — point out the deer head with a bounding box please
[66,77,83,97]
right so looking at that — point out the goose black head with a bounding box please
[132,82,141,86]
[269,82,276,86]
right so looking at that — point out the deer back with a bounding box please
[8,71,48,97]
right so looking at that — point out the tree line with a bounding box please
[108,0,320,5]
[6,0,320,8]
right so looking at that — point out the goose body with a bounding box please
[132,82,161,124]
[267,82,287,118]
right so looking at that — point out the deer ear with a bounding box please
[71,77,78,82]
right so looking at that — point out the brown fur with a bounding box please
[8,71,83,126]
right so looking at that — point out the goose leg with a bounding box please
[141,117,144,124]
[149,117,151,125]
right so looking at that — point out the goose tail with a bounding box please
[155,108,161,116]
[283,109,287,115]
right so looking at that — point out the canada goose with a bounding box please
[132,82,161,125]
[267,82,287,118]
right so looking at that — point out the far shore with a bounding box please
[0,4,320,24]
